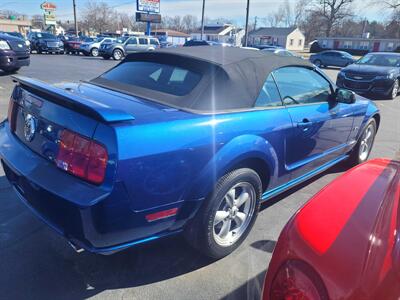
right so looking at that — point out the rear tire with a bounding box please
[314,59,322,67]
[347,118,377,166]
[90,47,99,57]
[184,168,262,259]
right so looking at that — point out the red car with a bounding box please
[263,158,400,300]
[61,36,82,54]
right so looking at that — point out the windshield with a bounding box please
[36,32,56,39]
[83,37,94,43]
[356,54,400,67]
[95,37,105,43]
[117,36,129,43]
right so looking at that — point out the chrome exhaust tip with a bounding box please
[68,241,85,253]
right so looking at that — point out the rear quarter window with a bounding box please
[100,61,202,96]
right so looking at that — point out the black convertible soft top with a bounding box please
[91,46,313,113]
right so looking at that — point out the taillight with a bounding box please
[268,260,328,300]
[56,129,108,184]
[7,97,17,131]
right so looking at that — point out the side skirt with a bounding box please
[261,154,349,201]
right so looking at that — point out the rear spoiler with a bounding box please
[12,76,135,123]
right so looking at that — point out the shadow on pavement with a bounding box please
[221,271,265,300]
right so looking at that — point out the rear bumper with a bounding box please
[0,50,30,70]
[0,121,182,254]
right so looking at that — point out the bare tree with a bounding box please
[312,0,355,37]
[181,15,198,33]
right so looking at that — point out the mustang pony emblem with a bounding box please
[23,113,36,142]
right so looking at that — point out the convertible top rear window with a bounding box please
[100,61,202,96]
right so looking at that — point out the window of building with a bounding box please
[290,39,294,46]
[359,41,369,50]
[298,39,302,46]
[387,42,394,50]
[343,41,353,49]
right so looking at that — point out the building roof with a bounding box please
[250,27,297,36]
[92,46,312,113]
[317,37,400,42]
[151,29,190,38]
[192,25,232,35]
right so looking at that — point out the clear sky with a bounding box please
[0,0,389,25]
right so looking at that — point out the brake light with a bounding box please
[56,129,108,184]
[268,260,328,300]
[7,97,17,131]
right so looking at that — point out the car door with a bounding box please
[125,37,139,53]
[322,52,333,66]
[253,74,295,189]
[272,66,355,179]
[138,37,148,50]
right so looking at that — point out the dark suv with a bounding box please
[0,32,30,73]
[28,32,64,54]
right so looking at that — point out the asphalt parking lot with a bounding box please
[0,54,399,300]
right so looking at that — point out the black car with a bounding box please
[0,32,30,73]
[28,32,64,54]
[337,52,400,99]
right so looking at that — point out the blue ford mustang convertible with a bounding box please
[0,47,380,258]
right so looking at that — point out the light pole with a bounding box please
[244,0,250,46]
[200,0,205,40]
[73,0,78,36]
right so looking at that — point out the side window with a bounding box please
[150,39,159,45]
[127,38,137,45]
[139,38,147,45]
[255,74,282,108]
[272,67,332,105]
[104,39,111,43]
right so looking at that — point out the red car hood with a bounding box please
[266,159,400,299]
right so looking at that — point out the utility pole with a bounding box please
[254,16,257,31]
[244,0,250,46]
[73,0,78,36]
[200,0,205,40]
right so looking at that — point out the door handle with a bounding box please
[297,119,313,131]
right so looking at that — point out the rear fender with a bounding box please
[183,134,277,202]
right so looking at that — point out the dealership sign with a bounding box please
[41,2,57,25]
[137,0,160,13]
[136,12,161,23]
[41,2,57,11]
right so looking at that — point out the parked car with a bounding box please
[261,48,301,58]
[0,47,379,259]
[1,31,30,50]
[253,45,283,50]
[310,50,355,68]
[80,37,115,57]
[0,32,30,73]
[183,40,231,47]
[99,36,160,60]
[337,52,400,99]
[28,32,64,54]
[262,158,400,300]
[60,36,82,54]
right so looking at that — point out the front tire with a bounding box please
[184,168,262,259]
[347,118,377,166]
[112,49,123,60]
[389,79,399,100]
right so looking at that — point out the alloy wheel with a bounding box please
[91,48,99,57]
[213,182,256,247]
[392,80,399,99]
[113,49,123,60]
[359,123,375,161]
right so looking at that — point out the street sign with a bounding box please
[137,0,160,13]
[41,2,57,11]
[136,12,161,23]
[44,10,56,25]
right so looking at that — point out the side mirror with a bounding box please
[335,88,356,104]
